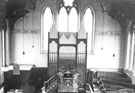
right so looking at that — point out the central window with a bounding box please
[41,0,95,54]
[58,1,78,32]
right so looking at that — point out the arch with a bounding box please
[58,7,68,32]
[83,6,95,54]
[69,7,78,32]
[41,6,53,52]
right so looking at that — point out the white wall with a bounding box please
[87,12,122,69]
[10,1,124,69]
[11,12,47,67]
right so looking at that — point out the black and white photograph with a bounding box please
[0,0,135,93]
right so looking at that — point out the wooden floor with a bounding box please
[9,84,134,93]
[20,83,35,93]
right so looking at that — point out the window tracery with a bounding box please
[41,1,95,54]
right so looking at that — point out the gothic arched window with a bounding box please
[69,7,78,32]
[58,2,78,32]
[41,7,53,53]
[84,7,95,54]
[58,7,68,32]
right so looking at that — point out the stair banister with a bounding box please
[86,83,94,93]
[44,74,57,92]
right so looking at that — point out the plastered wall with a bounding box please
[10,0,124,68]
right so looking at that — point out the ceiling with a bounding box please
[0,0,37,29]
[0,0,135,29]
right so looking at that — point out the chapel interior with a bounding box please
[0,0,135,93]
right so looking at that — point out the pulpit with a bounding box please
[57,71,79,92]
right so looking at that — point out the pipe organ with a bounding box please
[47,28,87,92]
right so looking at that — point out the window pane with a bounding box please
[43,7,53,51]
[58,7,68,32]
[63,0,74,6]
[69,8,78,32]
[84,8,93,53]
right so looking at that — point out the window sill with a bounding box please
[1,64,34,72]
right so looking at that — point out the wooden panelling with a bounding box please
[95,71,128,78]
[48,64,57,78]
[4,67,47,92]
[99,76,132,83]
[102,80,135,89]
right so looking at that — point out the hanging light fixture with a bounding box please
[32,11,35,48]
[22,16,25,55]
[101,10,104,50]
[113,21,116,57]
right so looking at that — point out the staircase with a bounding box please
[42,75,58,93]
[93,71,135,92]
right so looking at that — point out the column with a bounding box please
[5,19,10,66]
[0,29,4,84]
[125,20,132,70]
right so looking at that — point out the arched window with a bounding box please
[41,7,53,52]
[58,7,68,32]
[58,7,78,32]
[69,7,78,32]
[84,8,95,54]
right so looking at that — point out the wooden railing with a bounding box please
[118,88,135,93]
[42,75,57,92]
[86,83,94,93]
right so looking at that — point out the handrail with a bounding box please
[44,75,56,84]
[86,83,94,93]
[118,88,135,92]
[43,74,57,92]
